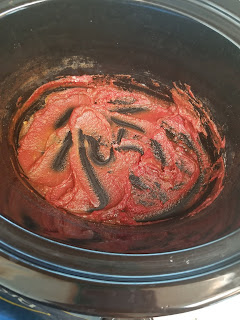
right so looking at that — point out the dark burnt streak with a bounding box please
[55,108,74,129]
[165,128,176,141]
[151,139,167,167]
[52,131,73,171]
[78,130,109,211]
[178,133,195,151]
[199,122,219,164]
[135,173,204,222]
[117,145,144,156]
[172,183,184,190]
[175,161,190,174]
[163,124,196,153]
[139,200,154,207]
[117,128,126,144]
[158,191,169,204]
[129,174,149,190]
[108,98,136,105]
[110,107,148,114]
[111,117,145,133]
[114,79,174,102]
[154,182,168,203]
[85,135,114,166]
[184,178,218,214]
[135,166,205,223]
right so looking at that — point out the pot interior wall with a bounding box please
[0,0,239,253]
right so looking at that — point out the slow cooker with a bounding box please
[0,0,240,318]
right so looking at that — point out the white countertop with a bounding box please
[158,294,240,320]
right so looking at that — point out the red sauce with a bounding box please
[15,75,225,225]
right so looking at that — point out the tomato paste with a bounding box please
[15,75,225,225]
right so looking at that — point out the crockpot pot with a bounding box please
[0,0,240,317]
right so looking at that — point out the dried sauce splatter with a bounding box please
[14,75,225,225]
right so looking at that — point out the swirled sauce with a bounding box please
[15,75,225,225]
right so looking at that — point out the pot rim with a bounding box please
[0,0,240,316]
[1,215,240,281]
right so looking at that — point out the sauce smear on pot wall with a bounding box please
[15,75,225,225]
